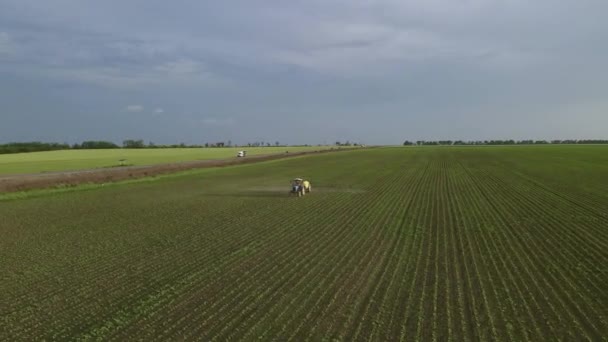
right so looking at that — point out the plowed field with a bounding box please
[1,146,607,340]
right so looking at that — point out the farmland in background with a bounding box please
[0,146,331,175]
[1,146,607,340]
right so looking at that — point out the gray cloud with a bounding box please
[0,0,607,144]
[199,118,235,126]
[125,105,144,113]
[0,31,12,55]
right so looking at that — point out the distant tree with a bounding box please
[80,141,119,149]
[123,139,145,148]
[0,142,70,154]
[275,141,280,146]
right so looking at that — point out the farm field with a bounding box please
[0,146,330,175]
[1,146,607,340]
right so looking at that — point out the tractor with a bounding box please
[290,178,312,197]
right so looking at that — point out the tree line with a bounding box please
[0,140,289,155]
[403,139,608,146]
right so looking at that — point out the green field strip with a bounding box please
[396,170,436,340]
[277,217,388,339]
[230,190,387,339]
[303,212,399,339]
[461,162,600,339]
[3,195,266,336]
[476,166,608,307]
[367,163,433,341]
[201,193,369,340]
[462,180,528,341]
[230,198,368,341]
[316,160,421,340]
[449,168,504,341]
[190,171,400,340]
[440,162,492,339]
[443,165,478,342]
[233,163,404,338]
[314,158,420,336]
[377,162,433,341]
[433,161,452,342]
[285,212,391,341]
[349,162,431,341]
[438,161,465,342]
[399,161,439,340]
[479,168,608,303]
[449,160,541,341]
[415,160,442,341]
[485,151,608,216]
[346,160,432,338]
[478,187,607,338]
[140,199,352,339]
[208,169,400,340]
[0,147,333,175]
[17,196,284,338]
[458,161,579,339]
[447,174,496,340]
[284,166,414,340]
[2,196,253,306]
[81,192,332,340]
[406,160,438,341]
[506,166,608,220]
[281,169,412,340]
[484,165,608,249]
[106,192,354,340]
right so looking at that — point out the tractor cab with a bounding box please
[291,178,303,194]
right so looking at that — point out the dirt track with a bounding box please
[0,148,350,193]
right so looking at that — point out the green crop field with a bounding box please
[1,146,607,340]
[0,146,330,175]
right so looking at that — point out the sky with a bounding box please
[0,0,607,145]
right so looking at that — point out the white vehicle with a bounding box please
[237,150,247,157]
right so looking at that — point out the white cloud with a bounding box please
[125,104,144,112]
[154,108,164,114]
